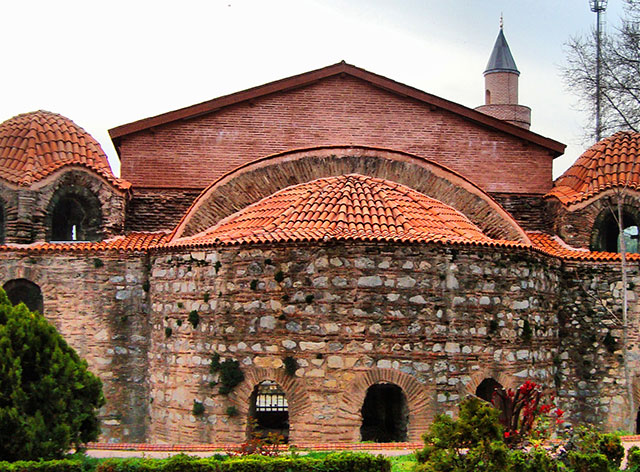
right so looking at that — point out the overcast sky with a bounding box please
[0,0,627,179]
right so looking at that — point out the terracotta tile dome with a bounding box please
[172,174,496,247]
[548,131,640,205]
[0,110,128,189]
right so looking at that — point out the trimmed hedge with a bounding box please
[95,453,390,472]
[0,460,84,472]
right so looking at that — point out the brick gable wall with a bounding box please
[118,75,554,196]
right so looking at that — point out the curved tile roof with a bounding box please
[527,231,640,261]
[0,110,129,190]
[547,131,640,205]
[0,231,169,253]
[170,174,495,247]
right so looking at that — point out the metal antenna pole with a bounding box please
[590,0,608,141]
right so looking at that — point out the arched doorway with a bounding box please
[475,378,503,404]
[248,380,289,443]
[360,382,409,442]
[3,279,43,313]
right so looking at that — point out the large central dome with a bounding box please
[173,174,494,246]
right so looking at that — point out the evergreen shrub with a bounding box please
[0,289,104,461]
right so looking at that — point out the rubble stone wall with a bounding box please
[147,242,561,443]
[556,260,640,431]
[0,250,150,442]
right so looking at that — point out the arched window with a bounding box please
[360,382,409,442]
[48,187,102,242]
[248,380,289,443]
[475,378,503,404]
[486,89,491,105]
[592,208,640,253]
[3,279,43,313]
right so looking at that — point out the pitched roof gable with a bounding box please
[109,62,564,156]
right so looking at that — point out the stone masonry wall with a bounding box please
[0,250,150,442]
[556,260,640,431]
[147,242,561,444]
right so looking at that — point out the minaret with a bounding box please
[475,19,531,129]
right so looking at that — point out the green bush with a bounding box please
[95,452,390,472]
[559,427,624,470]
[0,289,104,461]
[0,460,85,472]
[628,446,640,468]
[508,448,563,472]
[416,397,508,472]
[596,433,624,467]
[566,451,609,472]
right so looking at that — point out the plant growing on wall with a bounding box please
[283,356,298,376]
[188,310,200,329]
[210,352,244,395]
[192,400,205,416]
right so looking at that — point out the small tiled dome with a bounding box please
[173,174,496,247]
[548,131,640,205]
[0,110,128,189]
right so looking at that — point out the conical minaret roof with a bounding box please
[484,28,519,76]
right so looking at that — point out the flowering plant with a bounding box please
[491,381,564,447]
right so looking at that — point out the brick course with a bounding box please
[118,75,554,196]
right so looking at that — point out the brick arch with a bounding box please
[2,278,44,314]
[172,146,530,243]
[463,370,518,397]
[230,367,312,443]
[339,368,432,442]
[35,167,127,242]
[590,202,640,252]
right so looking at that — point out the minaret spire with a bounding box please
[475,23,531,130]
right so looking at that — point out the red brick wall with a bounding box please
[118,75,553,195]
[485,72,519,105]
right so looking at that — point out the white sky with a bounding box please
[0,0,627,179]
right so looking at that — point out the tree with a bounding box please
[564,0,640,141]
[0,288,104,461]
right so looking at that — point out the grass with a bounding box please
[388,454,417,472]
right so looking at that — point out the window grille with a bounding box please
[254,381,288,412]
